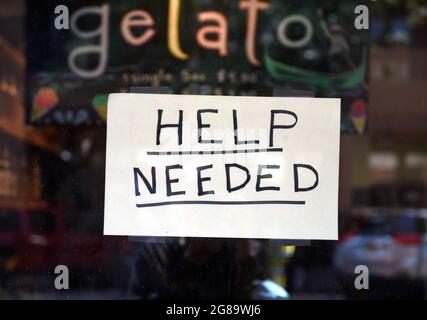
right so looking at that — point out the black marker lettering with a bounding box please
[197,109,223,144]
[293,164,319,192]
[225,163,251,193]
[256,165,280,192]
[156,109,183,145]
[233,109,259,145]
[197,164,215,196]
[134,167,156,196]
[269,110,298,147]
[165,164,185,196]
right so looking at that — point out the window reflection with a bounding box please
[0,0,427,300]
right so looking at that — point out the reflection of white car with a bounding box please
[251,280,289,300]
[334,212,427,280]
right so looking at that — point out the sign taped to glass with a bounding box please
[104,93,341,239]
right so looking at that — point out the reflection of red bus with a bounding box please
[0,202,61,273]
[0,202,127,278]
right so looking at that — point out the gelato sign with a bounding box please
[104,93,341,240]
[26,0,368,132]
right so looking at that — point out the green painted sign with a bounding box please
[26,0,369,133]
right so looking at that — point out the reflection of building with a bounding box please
[0,35,65,206]
[345,47,427,210]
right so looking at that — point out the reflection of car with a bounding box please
[0,203,127,286]
[0,203,62,275]
[56,209,130,287]
[334,209,427,298]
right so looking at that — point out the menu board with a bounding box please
[26,0,369,133]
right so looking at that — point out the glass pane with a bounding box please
[0,0,426,301]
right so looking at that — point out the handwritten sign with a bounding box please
[104,94,340,239]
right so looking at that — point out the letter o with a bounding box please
[277,15,313,49]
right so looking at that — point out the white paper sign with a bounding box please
[104,93,340,240]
